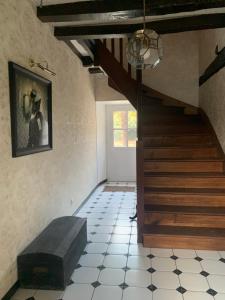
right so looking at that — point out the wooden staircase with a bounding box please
[94,39,225,250]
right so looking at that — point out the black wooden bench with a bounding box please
[17,216,87,290]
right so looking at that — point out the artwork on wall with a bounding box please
[8,62,52,157]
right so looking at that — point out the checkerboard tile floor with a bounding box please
[12,182,225,300]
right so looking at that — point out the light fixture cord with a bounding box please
[143,0,146,31]
[40,0,43,8]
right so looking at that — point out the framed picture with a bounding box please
[8,62,53,157]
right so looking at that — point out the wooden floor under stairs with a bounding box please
[140,96,225,250]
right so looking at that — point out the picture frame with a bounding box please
[8,62,53,157]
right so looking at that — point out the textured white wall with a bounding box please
[199,28,225,152]
[142,32,199,107]
[0,0,97,297]
[96,102,107,183]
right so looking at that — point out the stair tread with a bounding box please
[144,172,225,177]
[144,187,225,195]
[143,225,225,237]
[144,205,225,215]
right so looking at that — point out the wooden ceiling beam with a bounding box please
[55,14,225,40]
[37,0,225,23]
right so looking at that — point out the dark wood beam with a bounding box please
[55,14,225,40]
[199,46,225,86]
[37,0,225,23]
[64,41,93,66]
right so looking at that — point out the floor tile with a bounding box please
[113,226,132,235]
[63,284,94,300]
[215,294,225,300]
[79,254,104,267]
[104,255,127,268]
[179,273,209,292]
[153,289,183,300]
[130,235,137,244]
[92,285,122,300]
[219,251,225,259]
[72,267,99,284]
[152,271,179,290]
[208,275,225,293]
[125,269,151,287]
[152,257,176,272]
[99,268,125,285]
[173,249,196,259]
[123,287,152,300]
[183,291,214,300]
[85,243,108,254]
[176,258,202,273]
[151,248,173,258]
[127,256,151,270]
[201,260,225,275]
[88,233,111,243]
[107,243,129,255]
[129,244,150,256]
[11,289,36,300]
[34,290,64,300]
[196,250,220,260]
[111,234,130,244]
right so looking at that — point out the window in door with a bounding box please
[113,111,137,147]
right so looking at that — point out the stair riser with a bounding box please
[144,212,225,228]
[144,193,225,207]
[143,135,215,147]
[144,148,220,159]
[144,177,225,189]
[143,235,225,250]
[144,161,224,173]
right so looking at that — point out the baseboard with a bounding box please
[73,179,107,215]
[1,179,107,300]
[1,281,20,300]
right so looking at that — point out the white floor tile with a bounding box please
[127,256,151,270]
[123,287,152,300]
[179,273,209,292]
[113,226,132,235]
[208,275,225,293]
[94,226,114,234]
[116,220,133,227]
[215,294,225,300]
[79,254,104,267]
[107,243,129,255]
[183,291,214,300]
[152,272,179,290]
[111,234,130,244]
[151,248,173,258]
[152,257,176,272]
[85,242,108,254]
[99,268,125,285]
[104,255,127,268]
[34,290,64,300]
[11,289,36,300]
[173,249,196,259]
[201,260,225,275]
[63,284,94,300]
[219,251,225,259]
[130,235,138,244]
[196,250,220,260]
[125,270,151,287]
[72,267,99,284]
[176,258,202,273]
[153,289,183,300]
[129,244,150,256]
[88,233,111,243]
[92,286,122,300]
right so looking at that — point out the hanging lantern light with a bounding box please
[126,0,163,70]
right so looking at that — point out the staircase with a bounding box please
[94,39,225,250]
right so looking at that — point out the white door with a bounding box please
[106,104,137,182]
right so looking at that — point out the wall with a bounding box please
[0,1,97,297]
[142,32,199,107]
[199,28,225,152]
[96,102,107,183]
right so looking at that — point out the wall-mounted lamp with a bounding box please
[29,59,56,76]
